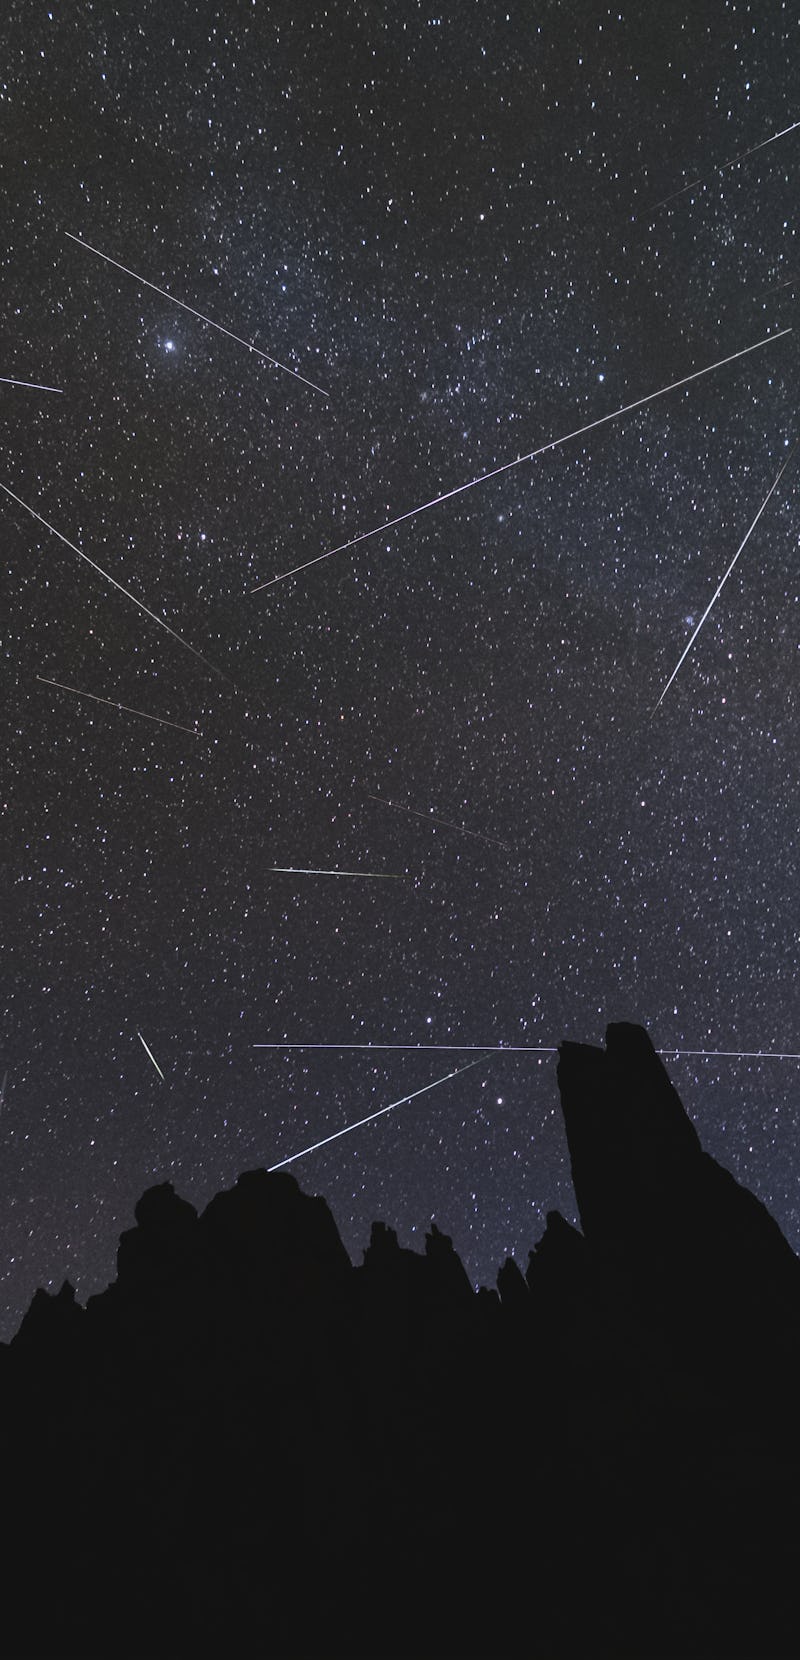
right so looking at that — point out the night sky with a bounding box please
[4,0,798,1340]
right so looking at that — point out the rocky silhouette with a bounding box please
[2,1023,798,1658]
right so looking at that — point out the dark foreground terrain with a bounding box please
[3,1024,799,1658]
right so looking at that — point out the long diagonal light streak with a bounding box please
[269,866,413,879]
[37,674,202,737]
[137,1032,165,1081]
[267,1055,489,1172]
[651,445,796,715]
[254,1042,800,1060]
[249,328,790,592]
[367,793,514,851]
[65,232,329,397]
[0,375,63,393]
[1,481,226,682]
[652,117,800,210]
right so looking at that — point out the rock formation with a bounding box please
[1,1023,797,1657]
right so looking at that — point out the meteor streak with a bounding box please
[65,231,330,397]
[651,444,796,715]
[267,1054,489,1171]
[254,1042,800,1060]
[1,482,226,683]
[0,376,63,393]
[256,1043,558,1054]
[652,117,800,210]
[269,866,413,879]
[37,674,202,737]
[659,1049,800,1061]
[759,272,798,297]
[249,328,790,591]
[137,1032,165,1081]
[367,793,513,851]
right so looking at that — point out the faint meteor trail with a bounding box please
[367,793,514,851]
[37,674,202,737]
[137,1032,165,1081]
[249,328,791,592]
[267,1055,489,1171]
[65,231,330,397]
[269,866,413,879]
[1,481,226,683]
[759,272,798,297]
[651,444,796,715]
[0,376,63,393]
[659,1049,800,1061]
[652,117,800,210]
[254,1042,800,1060]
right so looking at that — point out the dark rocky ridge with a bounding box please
[2,1022,798,1657]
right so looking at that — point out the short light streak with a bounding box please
[367,793,514,851]
[254,1043,800,1061]
[650,444,796,715]
[652,117,800,210]
[266,1055,489,1172]
[248,328,790,591]
[0,375,63,393]
[269,866,413,879]
[137,1032,165,1081]
[1,481,226,682]
[37,674,202,736]
[759,273,798,297]
[65,231,330,397]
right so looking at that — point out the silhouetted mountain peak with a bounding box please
[364,1218,400,1260]
[557,1022,703,1244]
[134,1180,197,1231]
[198,1167,352,1302]
[497,1255,530,1309]
[557,1022,800,1383]
[114,1181,199,1288]
[14,1278,82,1349]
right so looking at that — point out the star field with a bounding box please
[3,0,799,1338]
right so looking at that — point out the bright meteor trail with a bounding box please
[0,376,63,393]
[249,328,790,591]
[1,482,226,683]
[254,1043,800,1060]
[266,1055,489,1171]
[37,675,202,737]
[137,1032,165,1081]
[651,444,796,716]
[65,231,330,397]
[256,1043,558,1054]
